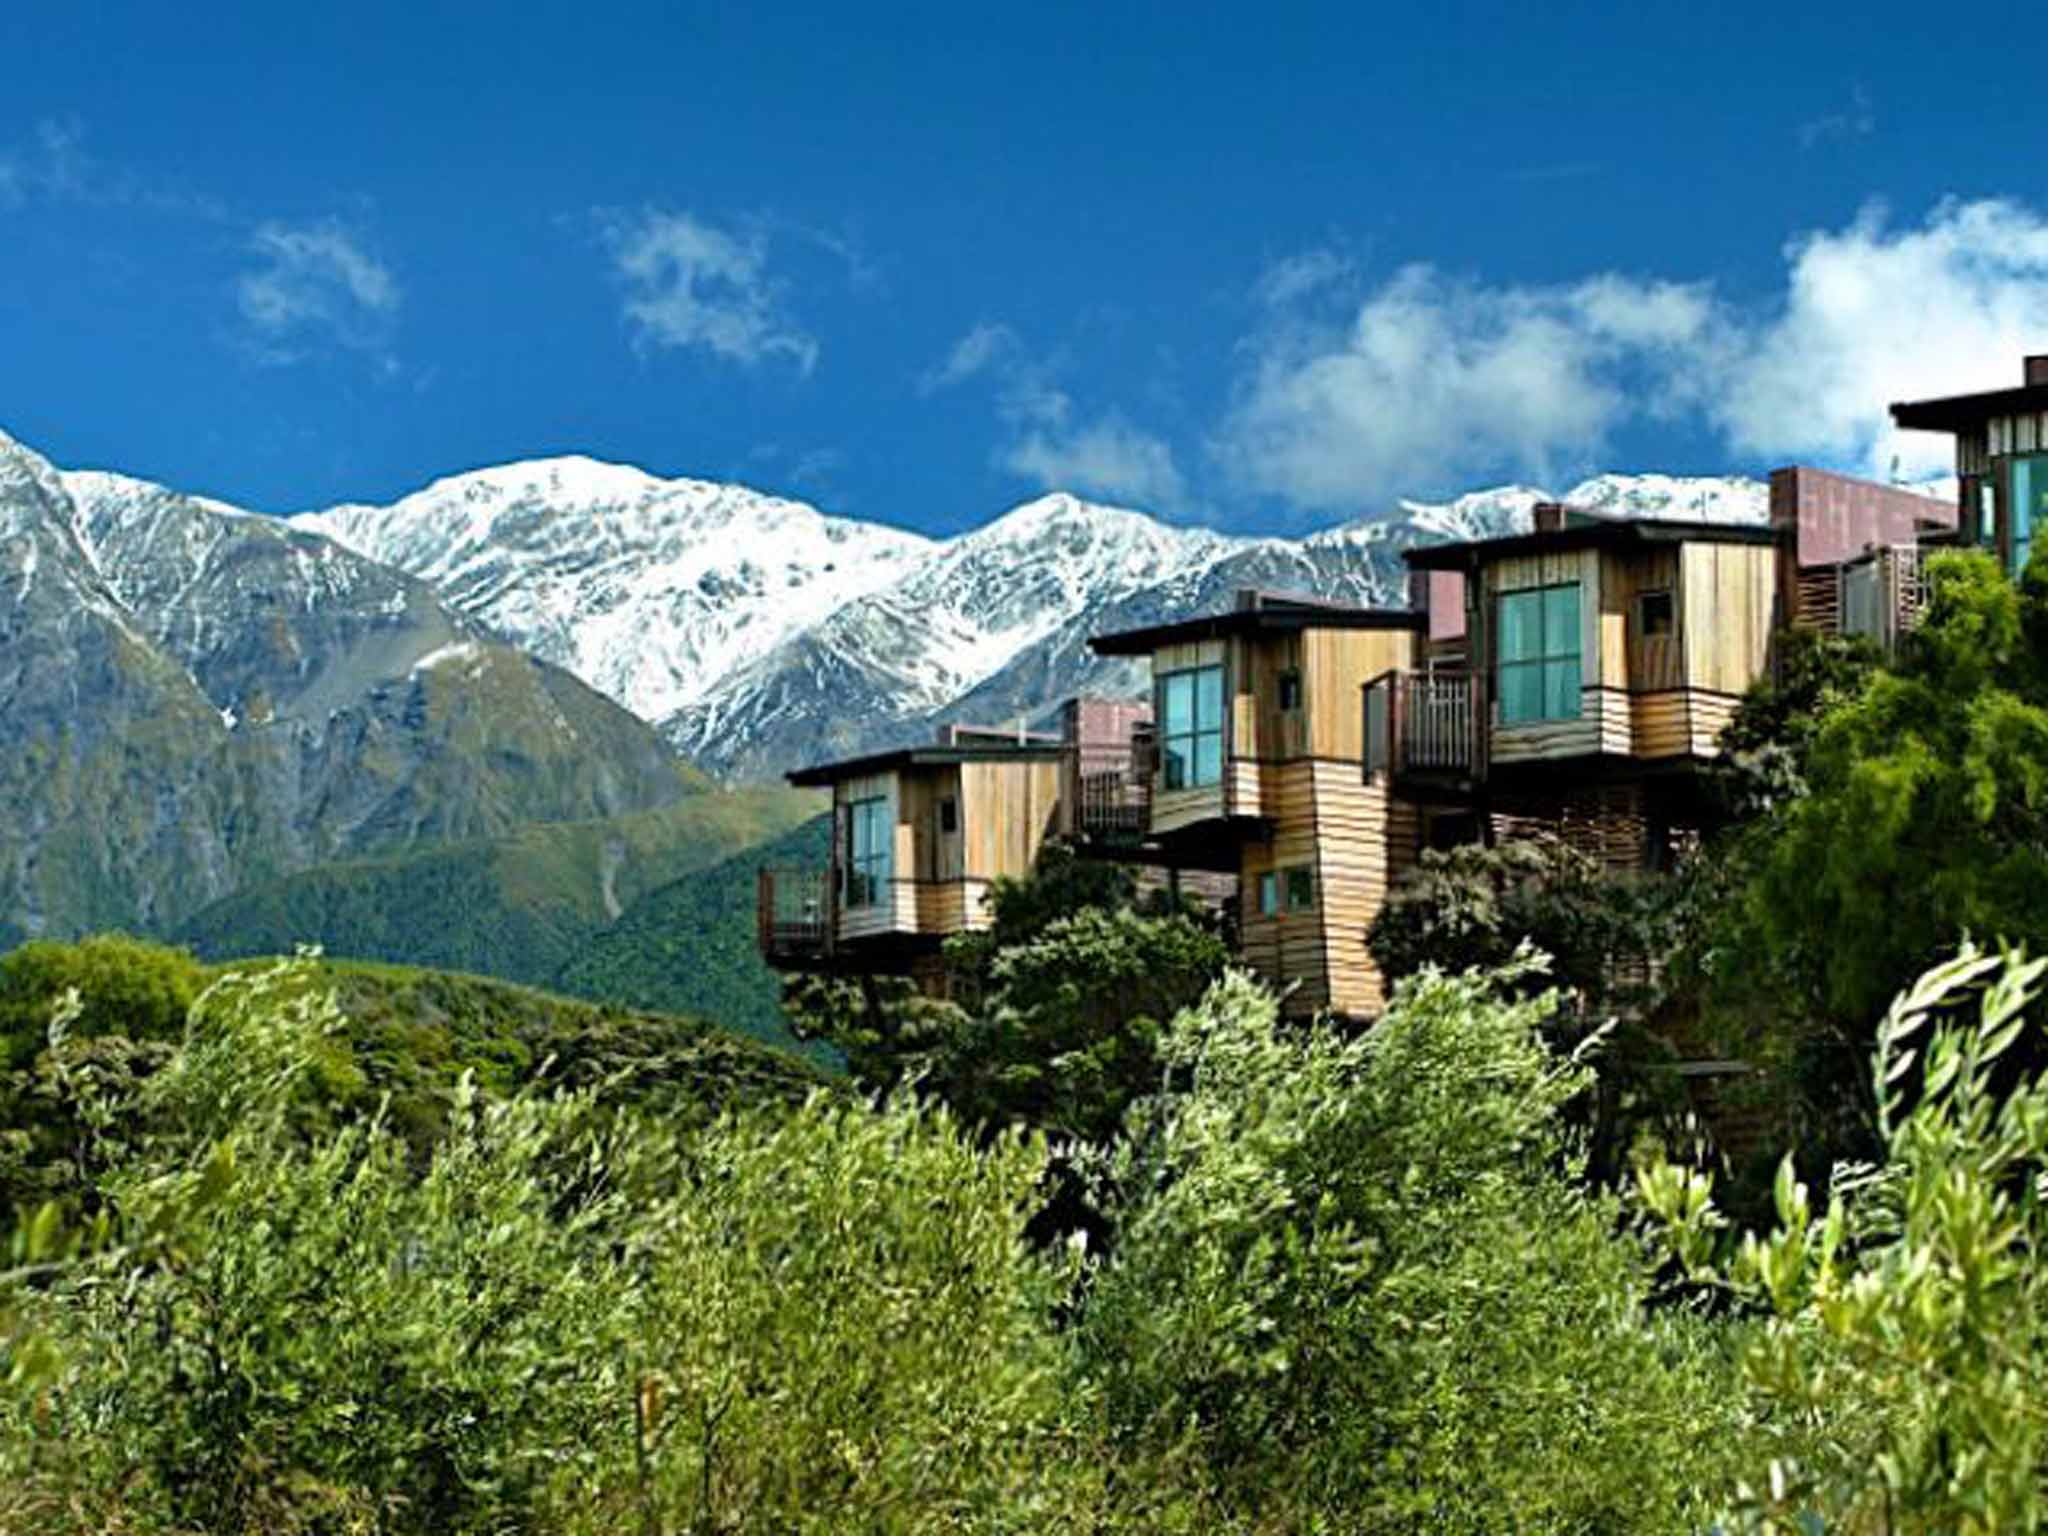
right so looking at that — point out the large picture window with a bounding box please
[2011,456,2047,577]
[845,796,890,908]
[1159,664,1224,790]
[1497,583,1582,724]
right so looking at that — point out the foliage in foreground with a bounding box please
[17,936,2048,1531]
[1645,944,2048,1532]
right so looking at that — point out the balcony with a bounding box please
[1061,731,1155,845]
[756,865,834,963]
[1363,668,1483,784]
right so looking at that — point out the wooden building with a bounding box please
[756,738,1065,989]
[1892,354,2048,579]
[1082,591,1427,1019]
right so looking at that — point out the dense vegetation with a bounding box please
[173,788,823,1051]
[556,814,833,1046]
[10,550,2048,1529]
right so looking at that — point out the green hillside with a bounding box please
[172,789,823,1045]
[556,813,831,1043]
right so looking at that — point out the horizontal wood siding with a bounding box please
[1238,759,1419,1019]
[1631,691,1693,758]
[1238,762,1325,1014]
[1311,760,1417,1017]
[1688,692,1739,758]
[1492,696,1604,764]
[1153,783,1228,836]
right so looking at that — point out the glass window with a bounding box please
[1497,583,1582,725]
[1257,870,1280,916]
[1363,679,1388,778]
[1158,663,1225,789]
[1277,668,1303,711]
[1285,866,1316,912]
[2011,456,2047,578]
[845,796,890,909]
[1636,590,1674,638]
[938,796,958,835]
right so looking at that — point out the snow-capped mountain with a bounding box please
[295,457,934,729]
[0,432,703,942]
[290,457,1772,779]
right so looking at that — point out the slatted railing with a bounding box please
[757,866,834,961]
[1364,669,1482,781]
[1061,733,1154,844]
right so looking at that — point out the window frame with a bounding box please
[1495,581,1583,725]
[2010,455,2047,578]
[844,794,891,910]
[1157,662,1226,791]
[1285,865,1316,913]
[1635,588,1675,640]
[1257,870,1281,917]
[1277,667,1303,713]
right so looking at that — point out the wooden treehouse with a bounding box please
[1083,590,1429,1020]
[1892,353,2048,580]
[757,732,1066,993]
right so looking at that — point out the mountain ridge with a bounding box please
[283,452,1775,777]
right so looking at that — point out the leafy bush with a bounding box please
[0,934,205,1065]
[1078,965,1745,1529]
[1645,944,2048,1530]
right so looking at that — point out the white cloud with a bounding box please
[919,320,1021,393]
[603,209,818,374]
[1218,198,2048,507]
[924,320,1185,508]
[1252,247,1352,309]
[1219,264,1713,509]
[1713,200,2048,479]
[1004,415,1187,509]
[235,220,401,366]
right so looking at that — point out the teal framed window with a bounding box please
[1159,664,1225,790]
[1285,866,1316,912]
[845,796,890,908]
[2011,456,2047,578]
[1496,583,1582,724]
[1257,871,1280,916]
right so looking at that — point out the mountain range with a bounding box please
[2,420,1774,991]
[293,459,1771,778]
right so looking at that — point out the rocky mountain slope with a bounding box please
[296,461,1772,779]
[1,432,707,941]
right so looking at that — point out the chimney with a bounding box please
[1532,501,1568,533]
[2027,355,2048,387]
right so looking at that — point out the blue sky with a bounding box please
[4,1,2047,534]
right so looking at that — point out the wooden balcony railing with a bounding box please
[1363,668,1484,783]
[757,865,834,962]
[1061,732,1155,844]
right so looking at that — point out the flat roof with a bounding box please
[1088,602,1423,658]
[1402,517,1777,572]
[785,741,1068,788]
[1890,383,2048,434]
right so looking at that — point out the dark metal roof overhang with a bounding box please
[1402,519,1778,574]
[1088,605,1424,658]
[785,742,1067,789]
[1891,384,2048,435]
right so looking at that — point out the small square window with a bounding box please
[1257,871,1280,916]
[1285,866,1316,912]
[938,797,958,834]
[1637,590,1674,639]
[1277,669,1303,712]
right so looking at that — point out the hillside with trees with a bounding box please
[8,550,2048,1530]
